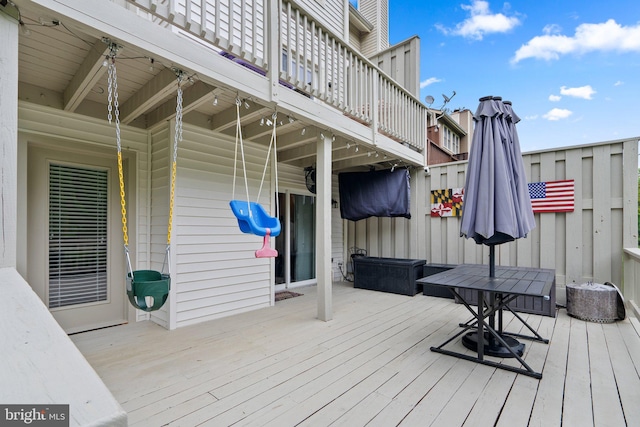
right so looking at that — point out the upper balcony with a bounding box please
[117,0,427,169]
[14,0,426,170]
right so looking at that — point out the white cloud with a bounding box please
[438,1,521,40]
[543,24,562,35]
[548,94,561,102]
[614,80,624,86]
[420,77,442,88]
[512,19,640,63]
[560,85,596,99]
[524,115,539,120]
[543,108,573,121]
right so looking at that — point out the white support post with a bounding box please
[316,132,332,321]
[0,11,19,269]
[266,0,280,102]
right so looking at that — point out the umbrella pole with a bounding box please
[489,246,495,278]
[488,245,497,347]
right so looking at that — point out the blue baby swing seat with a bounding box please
[230,99,281,258]
[229,200,281,237]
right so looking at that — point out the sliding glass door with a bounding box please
[275,192,316,288]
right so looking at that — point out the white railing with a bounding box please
[623,248,640,320]
[378,75,427,151]
[124,0,427,152]
[129,0,267,66]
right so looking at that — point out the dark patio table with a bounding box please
[416,264,555,379]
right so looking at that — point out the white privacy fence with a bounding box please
[124,0,426,152]
[347,137,639,309]
[623,248,640,320]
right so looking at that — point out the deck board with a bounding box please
[70,281,640,427]
[563,316,595,426]
[586,321,626,427]
[604,321,640,424]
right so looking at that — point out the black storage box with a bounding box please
[422,264,457,299]
[353,257,426,296]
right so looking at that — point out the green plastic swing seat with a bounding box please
[126,270,170,312]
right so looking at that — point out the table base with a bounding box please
[461,331,525,358]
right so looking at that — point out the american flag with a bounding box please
[528,180,575,213]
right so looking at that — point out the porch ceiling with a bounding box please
[13,1,416,173]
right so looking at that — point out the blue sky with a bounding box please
[376,0,640,153]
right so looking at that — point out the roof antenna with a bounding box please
[440,90,456,110]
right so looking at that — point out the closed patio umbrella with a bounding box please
[459,96,536,356]
[460,96,535,267]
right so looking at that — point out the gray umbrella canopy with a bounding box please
[460,96,535,246]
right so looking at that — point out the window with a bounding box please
[443,126,460,154]
[48,164,109,308]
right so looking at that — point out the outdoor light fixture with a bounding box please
[213,95,218,106]
[301,127,306,135]
[260,117,265,126]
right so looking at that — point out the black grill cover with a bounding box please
[338,169,410,221]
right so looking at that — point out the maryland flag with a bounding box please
[431,188,464,217]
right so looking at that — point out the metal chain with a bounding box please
[173,78,183,162]
[113,61,121,153]
[107,61,113,124]
[107,47,128,248]
[167,74,183,245]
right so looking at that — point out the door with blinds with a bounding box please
[28,145,127,333]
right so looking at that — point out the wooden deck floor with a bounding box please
[71,282,640,427]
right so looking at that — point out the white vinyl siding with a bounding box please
[358,0,388,57]
[173,123,273,328]
[348,26,362,51]
[148,125,173,327]
[296,0,345,38]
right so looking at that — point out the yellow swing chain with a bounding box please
[167,72,183,245]
[108,43,182,268]
[107,47,129,249]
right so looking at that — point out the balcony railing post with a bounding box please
[371,68,379,145]
[267,0,280,102]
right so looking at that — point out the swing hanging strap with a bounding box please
[231,98,279,219]
[257,111,279,218]
[232,97,251,209]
